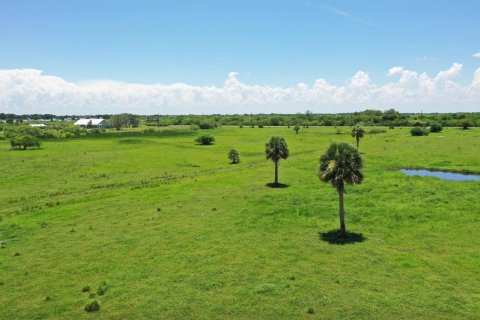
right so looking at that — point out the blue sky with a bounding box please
[1,0,480,114]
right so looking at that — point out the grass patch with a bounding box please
[0,126,479,319]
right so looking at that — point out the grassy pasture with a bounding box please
[0,126,479,319]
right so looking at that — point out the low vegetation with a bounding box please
[410,126,429,136]
[195,135,215,145]
[227,149,240,164]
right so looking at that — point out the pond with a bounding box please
[400,169,480,181]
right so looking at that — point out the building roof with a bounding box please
[30,124,47,127]
[74,118,105,126]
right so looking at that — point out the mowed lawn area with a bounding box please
[0,126,479,319]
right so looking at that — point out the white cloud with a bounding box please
[473,52,480,58]
[434,62,462,81]
[0,63,479,114]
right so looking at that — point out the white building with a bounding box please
[74,118,108,128]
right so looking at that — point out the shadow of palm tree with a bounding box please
[265,183,289,188]
[318,230,366,245]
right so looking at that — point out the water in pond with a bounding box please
[400,169,480,181]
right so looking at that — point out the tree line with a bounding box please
[2,109,479,128]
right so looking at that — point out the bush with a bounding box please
[258,124,264,128]
[84,300,100,312]
[368,129,386,134]
[10,134,41,150]
[410,127,429,136]
[461,120,471,130]
[195,135,215,145]
[97,281,108,296]
[429,123,443,133]
[198,122,214,129]
[81,286,91,293]
[228,149,240,164]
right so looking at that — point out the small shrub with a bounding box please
[429,123,443,133]
[368,129,386,134]
[195,135,215,145]
[81,286,91,293]
[198,122,214,129]
[410,127,429,136]
[97,281,108,296]
[294,125,300,134]
[45,296,52,302]
[84,300,100,312]
[227,149,240,164]
[258,124,264,128]
[189,124,200,131]
[307,307,315,314]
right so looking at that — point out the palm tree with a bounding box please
[317,143,363,236]
[265,137,289,186]
[351,125,365,149]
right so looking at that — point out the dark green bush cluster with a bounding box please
[429,123,443,132]
[367,129,386,134]
[198,122,215,129]
[195,135,215,145]
[410,127,429,136]
[84,300,100,312]
[228,149,240,164]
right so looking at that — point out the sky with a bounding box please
[1,0,479,115]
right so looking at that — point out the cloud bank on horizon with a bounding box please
[1,63,479,115]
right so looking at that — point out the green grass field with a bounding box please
[1,126,479,319]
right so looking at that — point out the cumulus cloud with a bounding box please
[473,52,480,58]
[0,63,479,114]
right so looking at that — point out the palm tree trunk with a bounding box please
[274,158,279,185]
[338,185,346,235]
[356,136,359,149]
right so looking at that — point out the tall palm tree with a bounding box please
[317,143,363,236]
[265,136,289,186]
[351,125,365,149]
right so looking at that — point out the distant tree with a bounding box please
[109,114,125,130]
[351,125,365,149]
[317,143,363,236]
[227,149,240,164]
[265,137,289,186]
[10,134,40,150]
[109,113,139,130]
[195,135,215,145]
[294,125,300,134]
[461,120,471,130]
